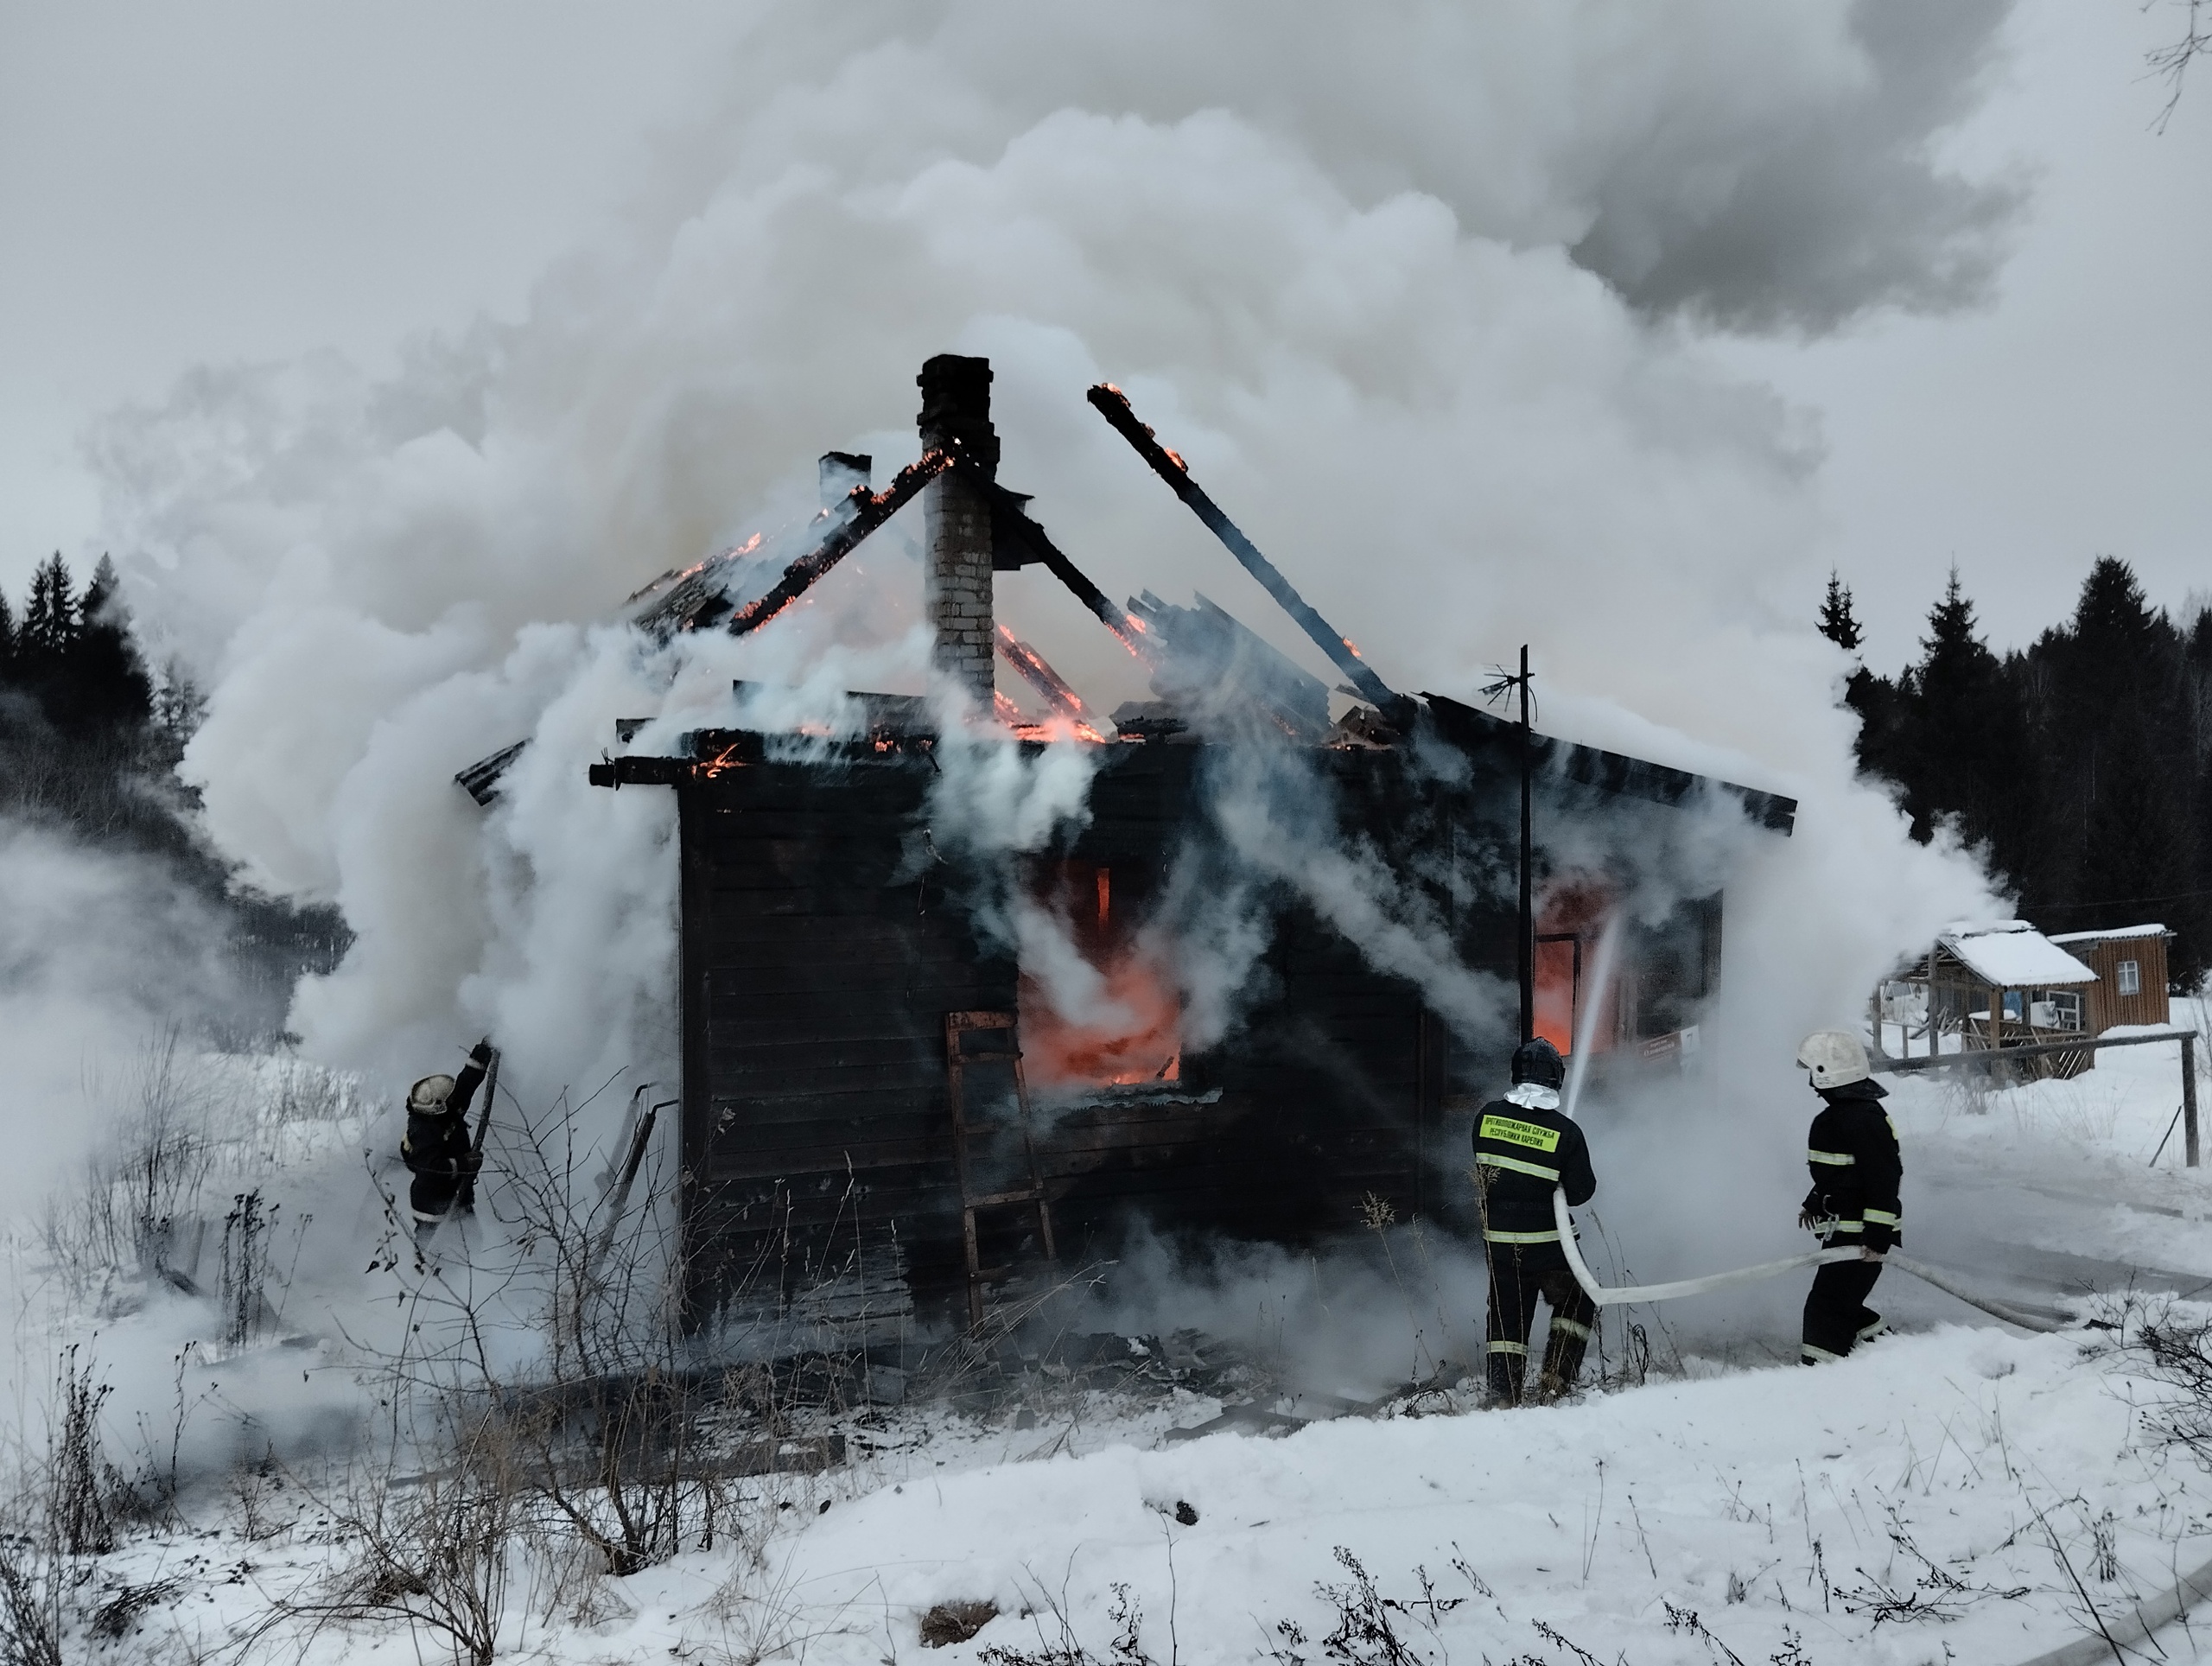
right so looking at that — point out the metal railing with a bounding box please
[1874,1028,2202,1165]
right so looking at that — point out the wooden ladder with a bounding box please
[944,1009,1057,1329]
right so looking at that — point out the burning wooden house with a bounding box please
[561,356,1796,1332]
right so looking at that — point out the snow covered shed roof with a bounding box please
[2050,923,2171,944]
[1938,921,2097,988]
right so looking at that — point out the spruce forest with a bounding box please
[0,551,345,1040]
[1827,556,2212,991]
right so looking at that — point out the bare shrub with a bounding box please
[2122,1300,2212,1462]
[0,1347,132,1666]
[217,1188,274,1347]
[265,1402,522,1666]
[48,1347,120,1558]
[0,1531,63,1666]
[474,1085,722,1575]
[695,1548,833,1666]
[86,1574,183,1643]
[980,1582,1155,1666]
[356,1079,752,1588]
[40,1028,219,1299]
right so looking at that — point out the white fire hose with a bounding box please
[1549,1187,2067,1333]
[1536,920,2065,1333]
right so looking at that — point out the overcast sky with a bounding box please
[1,0,2204,673]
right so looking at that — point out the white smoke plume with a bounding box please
[0,823,250,1216]
[42,3,2027,1353]
[1199,744,1510,1046]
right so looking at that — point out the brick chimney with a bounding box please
[917,354,998,708]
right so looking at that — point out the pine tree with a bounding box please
[79,553,120,620]
[2068,556,2168,693]
[20,552,78,661]
[1890,568,2040,890]
[2033,557,2196,980]
[0,583,16,684]
[149,655,207,769]
[1842,558,2210,992]
[57,554,153,732]
[1817,569,1864,652]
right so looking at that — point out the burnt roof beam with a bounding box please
[1086,383,1398,711]
[632,447,961,643]
[994,625,1093,724]
[982,480,1153,664]
[713,447,959,639]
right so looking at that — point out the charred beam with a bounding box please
[716,448,958,639]
[632,449,958,642]
[994,624,1092,725]
[588,755,696,790]
[1085,383,1397,709]
[456,741,528,805]
[984,481,1152,664]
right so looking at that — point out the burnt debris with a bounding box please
[1087,381,1400,714]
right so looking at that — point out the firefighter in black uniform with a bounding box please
[400,1040,493,1244]
[1472,1037,1599,1406]
[1794,1029,1903,1363]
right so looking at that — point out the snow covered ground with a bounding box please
[20,1007,2212,1664]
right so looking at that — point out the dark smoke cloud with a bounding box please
[1574,0,2026,331]
[701,1,2024,339]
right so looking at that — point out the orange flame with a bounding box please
[1020,954,1183,1089]
[1533,880,1619,1058]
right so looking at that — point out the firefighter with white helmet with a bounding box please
[1795,1028,1903,1363]
[1472,1036,1599,1405]
[401,1040,493,1243]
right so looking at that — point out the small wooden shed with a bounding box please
[2050,925,2172,1031]
[1887,921,2101,1079]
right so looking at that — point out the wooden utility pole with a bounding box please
[1518,644,1534,1045]
[2185,1032,2200,1168]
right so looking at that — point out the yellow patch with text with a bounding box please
[1479,1114,1561,1154]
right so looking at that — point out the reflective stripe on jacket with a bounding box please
[1801,1080,1903,1251]
[1473,1096,1596,1253]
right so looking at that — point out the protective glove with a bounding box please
[458,1148,485,1177]
[1796,1207,1817,1231]
[467,1039,495,1070]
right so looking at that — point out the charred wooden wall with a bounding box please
[676,753,1006,1327]
[674,741,1465,1330]
[662,715,1774,1332]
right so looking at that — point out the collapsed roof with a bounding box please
[467,353,1797,842]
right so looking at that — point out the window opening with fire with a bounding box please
[1533,881,1623,1057]
[1017,859,1185,1093]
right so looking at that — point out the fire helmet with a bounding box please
[408,1073,458,1115]
[1796,1030,1871,1091]
[1510,1037,1566,1091]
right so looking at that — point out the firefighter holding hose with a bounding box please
[400,1038,494,1245]
[1795,1030,1903,1363]
[1473,1037,1599,1406]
